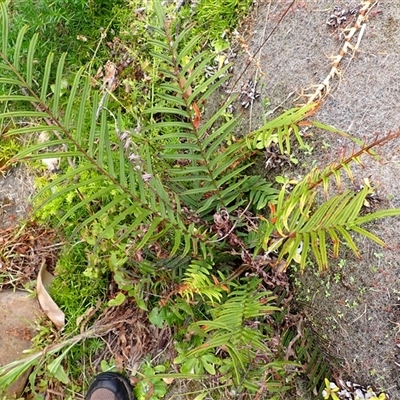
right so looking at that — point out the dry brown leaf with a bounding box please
[37,260,65,330]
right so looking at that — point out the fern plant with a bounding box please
[2,0,400,397]
[174,277,293,394]
[0,1,201,259]
[250,132,400,272]
[0,0,278,259]
[146,4,277,218]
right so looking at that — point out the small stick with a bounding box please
[350,303,367,323]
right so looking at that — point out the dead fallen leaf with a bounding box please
[37,260,65,330]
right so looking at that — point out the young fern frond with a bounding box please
[187,278,280,385]
[179,261,226,304]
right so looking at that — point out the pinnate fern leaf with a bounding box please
[147,2,271,217]
[188,278,280,384]
[266,184,400,271]
[247,102,318,154]
[0,4,194,256]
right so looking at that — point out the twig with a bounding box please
[228,0,296,97]
[284,316,304,361]
[350,303,367,323]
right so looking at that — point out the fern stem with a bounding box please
[308,130,400,190]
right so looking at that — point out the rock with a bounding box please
[0,289,41,397]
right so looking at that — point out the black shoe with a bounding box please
[85,372,135,400]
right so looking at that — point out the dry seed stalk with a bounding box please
[305,1,374,104]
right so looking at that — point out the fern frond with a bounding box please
[147,8,262,217]
[267,185,400,271]
[188,278,279,384]
[179,261,226,304]
[0,4,197,257]
[247,102,319,154]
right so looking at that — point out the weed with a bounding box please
[7,0,123,70]
[333,273,341,283]
[49,244,107,331]
[322,378,340,400]
[0,136,21,170]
